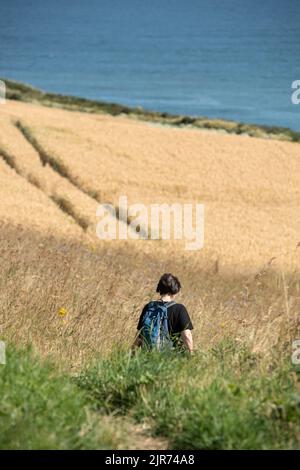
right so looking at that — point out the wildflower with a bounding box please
[58,307,67,317]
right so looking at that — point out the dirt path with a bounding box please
[100,415,169,450]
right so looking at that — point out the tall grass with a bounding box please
[77,341,300,449]
[1,223,300,368]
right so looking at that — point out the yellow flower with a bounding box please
[58,307,67,317]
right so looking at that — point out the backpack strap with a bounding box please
[157,300,176,309]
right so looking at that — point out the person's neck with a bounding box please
[160,294,174,302]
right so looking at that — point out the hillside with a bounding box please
[0,96,300,363]
[1,99,300,267]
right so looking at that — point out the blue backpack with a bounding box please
[140,300,176,351]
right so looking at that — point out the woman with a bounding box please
[134,273,194,354]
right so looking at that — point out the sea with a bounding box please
[0,0,299,129]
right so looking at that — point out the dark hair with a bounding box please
[156,273,181,296]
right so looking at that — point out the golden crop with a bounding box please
[0,100,300,367]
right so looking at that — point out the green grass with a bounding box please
[2,341,300,449]
[0,346,127,449]
[77,340,300,450]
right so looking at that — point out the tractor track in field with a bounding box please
[14,119,147,237]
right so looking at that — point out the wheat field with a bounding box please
[0,99,300,367]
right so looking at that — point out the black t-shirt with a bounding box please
[137,301,193,346]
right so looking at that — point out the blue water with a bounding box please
[0,0,299,130]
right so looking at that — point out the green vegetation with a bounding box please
[1,341,300,449]
[0,346,128,449]
[3,78,300,142]
[77,340,300,450]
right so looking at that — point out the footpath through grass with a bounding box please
[1,341,300,449]
[77,340,300,450]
